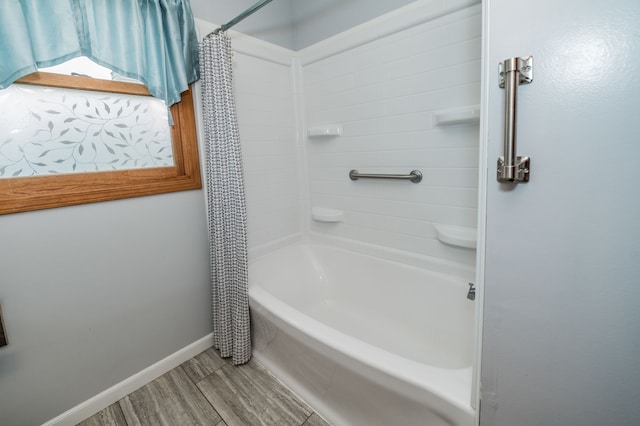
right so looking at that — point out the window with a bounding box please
[0,63,201,214]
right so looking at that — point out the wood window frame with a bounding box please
[0,72,201,214]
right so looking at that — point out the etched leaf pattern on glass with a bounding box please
[0,84,174,177]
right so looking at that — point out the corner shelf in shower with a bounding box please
[433,224,477,249]
[433,105,480,126]
[311,207,345,223]
[307,124,342,138]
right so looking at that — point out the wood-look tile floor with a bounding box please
[78,348,331,426]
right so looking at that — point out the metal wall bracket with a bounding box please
[497,155,530,182]
[497,56,532,183]
[499,56,533,88]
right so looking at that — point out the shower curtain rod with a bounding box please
[207,0,274,36]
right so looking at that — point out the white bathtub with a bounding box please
[249,241,476,426]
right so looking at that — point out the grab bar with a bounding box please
[349,169,422,183]
[497,56,532,183]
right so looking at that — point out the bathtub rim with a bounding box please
[249,232,476,283]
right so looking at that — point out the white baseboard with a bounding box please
[42,333,214,426]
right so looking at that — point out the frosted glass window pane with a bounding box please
[0,84,173,178]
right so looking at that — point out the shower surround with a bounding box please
[195,0,481,423]
[199,0,481,265]
[301,3,480,266]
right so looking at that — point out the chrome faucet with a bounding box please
[467,283,476,301]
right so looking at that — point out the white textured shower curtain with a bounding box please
[199,32,251,365]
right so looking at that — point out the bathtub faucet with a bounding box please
[467,283,476,301]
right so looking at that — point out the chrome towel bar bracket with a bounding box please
[349,169,422,183]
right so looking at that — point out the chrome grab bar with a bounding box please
[497,56,532,183]
[349,169,422,183]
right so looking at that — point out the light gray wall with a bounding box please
[292,0,417,49]
[191,0,295,49]
[190,0,422,51]
[0,191,212,425]
[480,0,640,425]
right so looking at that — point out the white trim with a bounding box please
[472,0,491,422]
[42,334,214,426]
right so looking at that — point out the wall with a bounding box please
[293,0,417,50]
[190,0,295,49]
[0,192,211,426]
[480,0,640,424]
[190,0,461,51]
[0,8,299,426]
[300,1,481,266]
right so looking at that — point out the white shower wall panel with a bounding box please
[231,41,302,251]
[301,4,482,265]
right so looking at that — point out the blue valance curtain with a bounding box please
[0,0,199,106]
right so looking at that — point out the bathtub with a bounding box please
[249,240,476,426]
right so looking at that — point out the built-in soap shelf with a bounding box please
[433,224,477,249]
[307,124,342,138]
[312,207,345,223]
[434,105,480,126]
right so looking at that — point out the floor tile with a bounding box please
[119,367,222,425]
[77,347,330,426]
[77,403,127,426]
[181,348,228,383]
[197,359,313,426]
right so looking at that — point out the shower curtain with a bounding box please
[199,32,251,365]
